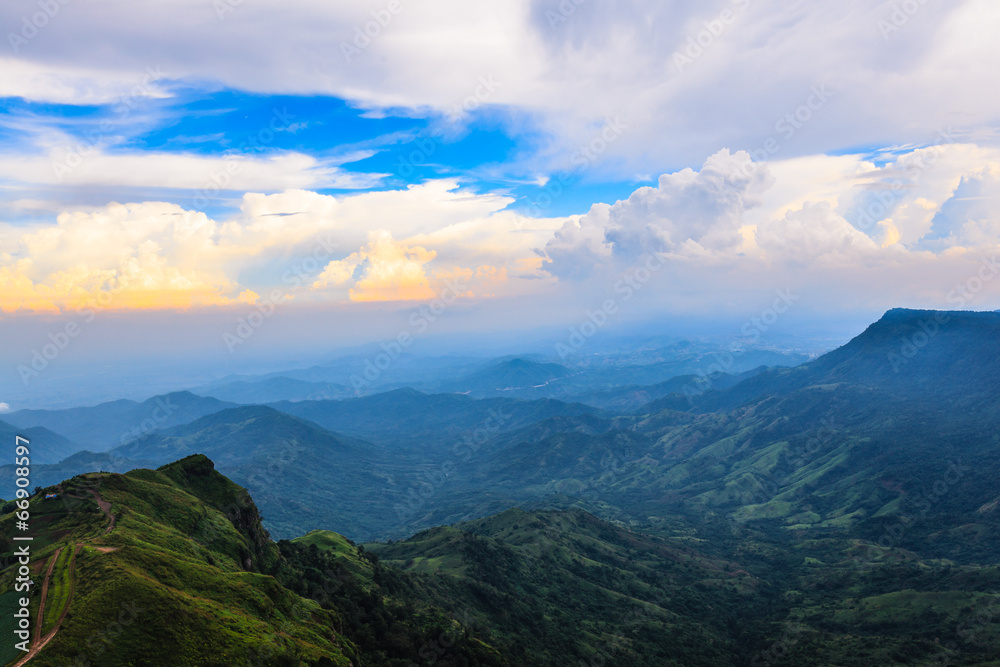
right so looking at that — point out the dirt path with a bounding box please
[14,488,113,665]
[14,546,78,666]
[88,489,115,534]
[13,547,62,667]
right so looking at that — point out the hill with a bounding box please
[437,358,577,397]
[4,392,238,451]
[0,455,506,666]
[367,507,747,665]
[663,309,1000,415]
[269,388,603,449]
[109,406,404,540]
[0,421,79,465]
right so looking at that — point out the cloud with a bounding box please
[2,0,998,175]
[0,146,382,193]
[0,182,552,312]
[3,201,244,312]
[756,201,880,264]
[0,402,9,413]
[545,149,773,277]
[537,144,1000,316]
[0,58,170,105]
[312,230,438,302]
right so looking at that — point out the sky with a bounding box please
[2,0,1000,402]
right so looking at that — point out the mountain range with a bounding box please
[3,309,1000,664]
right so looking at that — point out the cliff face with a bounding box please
[157,454,281,572]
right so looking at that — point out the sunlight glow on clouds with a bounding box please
[312,230,438,302]
[1,0,1000,324]
[2,143,999,317]
[0,183,550,313]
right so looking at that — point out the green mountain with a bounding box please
[0,455,506,666]
[5,455,998,666]
[110,406,406,540]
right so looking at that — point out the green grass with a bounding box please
[41,545,74,635]
[0,590,24,666]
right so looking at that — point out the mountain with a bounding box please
[378,309,1000,561]
[5,449,998,666]
[194,377,355,404]
[7,307,1000,667]
[269,388,603,449]
[109,406,404,540]
[561,367,767,411]
[0,455,506,666]
[437,358,577,397]
[4,391,238,451]
[664,308,1000,415]
[366,507,747,665]
[0,420,79,465]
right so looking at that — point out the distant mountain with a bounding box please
[479,310,1000,561]
[109,406,401,540]
[192,376,355,404]
[4,391,238,451]
[598,347,812,387]
[658,308,1000,415]
[561,367,766,411]
[439,358,576,396]
[200,354,490,390]
[0,420,80,464]
[0,449,166,498]
[269,388,604,449]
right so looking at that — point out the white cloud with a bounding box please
[0,402,9,413]
[0,57,169,105]
[756,201,880,264]
[0,146,381,193]
[540,144,1000,314]
[0,182,555,312]
[312,229,437,302]
[1,0,998,174]
[545,149,773,276]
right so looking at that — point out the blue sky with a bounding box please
[0,83,654,222]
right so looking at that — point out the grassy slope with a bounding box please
[368,508,752,666]
[1,456,354,666]
[0,455,513,667]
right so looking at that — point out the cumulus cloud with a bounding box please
[3,201,244,311]
[312,230,437,302]
[539,143,1000,315]
[545,149,773,277]
[756,201,880,264]
[0,182,551,312]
